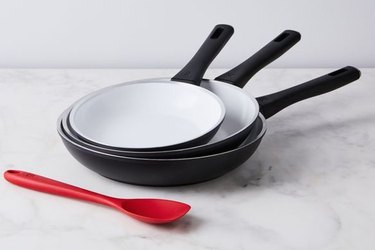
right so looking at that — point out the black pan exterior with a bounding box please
[58,115,266,186]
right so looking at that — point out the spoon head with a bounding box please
[118,198,191,224]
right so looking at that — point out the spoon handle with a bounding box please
[4,170,117,207]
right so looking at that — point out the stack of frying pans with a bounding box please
[57,25,361,186]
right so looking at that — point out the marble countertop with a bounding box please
[0,68,374,250]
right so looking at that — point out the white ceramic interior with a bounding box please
[200,79,259,143]
[69,81,226,149]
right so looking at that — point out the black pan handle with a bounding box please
[215,30,301,88]
[256,66,361,119]
[171,24,234,85]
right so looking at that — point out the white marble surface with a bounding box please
[0,68,374,250]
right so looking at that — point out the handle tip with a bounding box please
[344,66,361,80]
[4,170,36,183]
[328,66,361,82]
[284,30,301,37]
[211,24,234,38]
[214,24,234,33]
[275,30,301,43]
[3,170,16,183]
[3,170,18,179]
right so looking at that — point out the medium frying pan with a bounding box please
[64,30,301,158]
[68,24,234,151]
[58,66,361,186]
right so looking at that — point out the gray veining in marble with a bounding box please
[0,68,374,250]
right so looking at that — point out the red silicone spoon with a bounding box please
[4,170,190,224]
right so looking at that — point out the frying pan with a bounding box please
[58,66,361,186]
[65,30,301,158]
[69,24,234,151]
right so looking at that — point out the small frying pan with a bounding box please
[58,66,361,186]
[65,30,301,158]
[69,24,234,151]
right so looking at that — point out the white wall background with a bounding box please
[0,0,374,68]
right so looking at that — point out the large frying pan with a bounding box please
[64,30,301,158]
[58,66,361,186]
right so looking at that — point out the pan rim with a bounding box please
[57,108,267,162]
[68,79,227,150]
